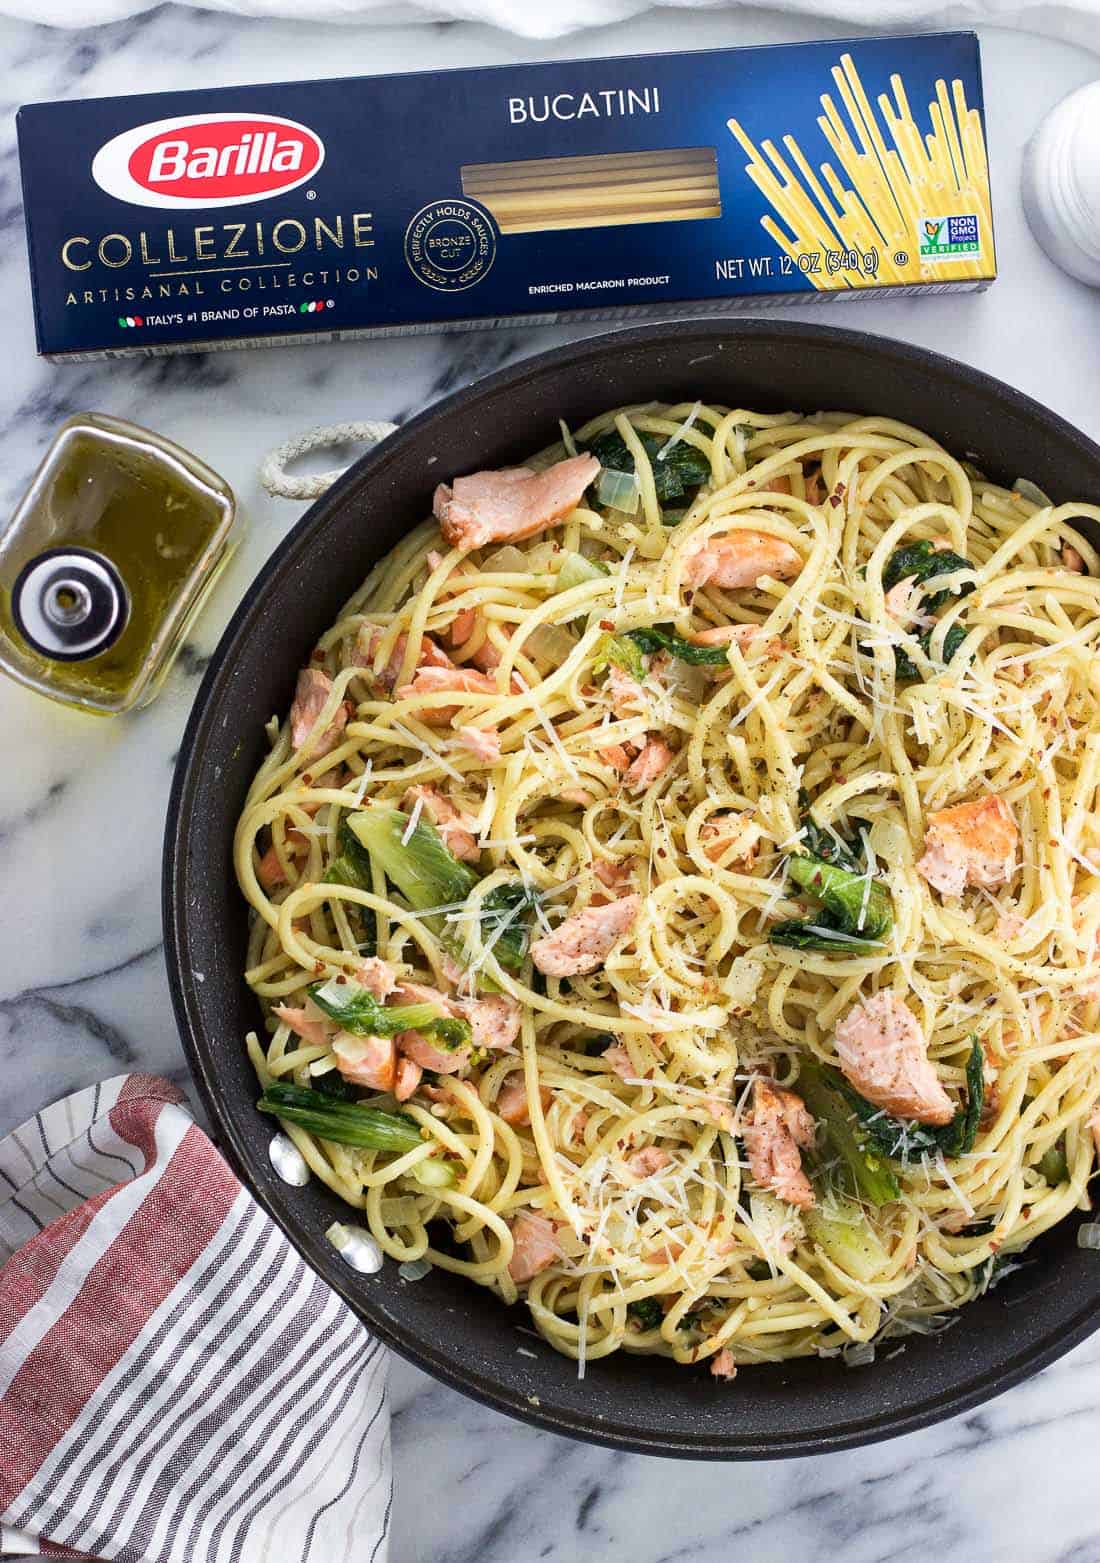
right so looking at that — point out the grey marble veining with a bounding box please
[1,6,1099,1561]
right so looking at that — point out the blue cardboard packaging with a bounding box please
[16,32,994,360]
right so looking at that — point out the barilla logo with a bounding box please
[91,112,324,209]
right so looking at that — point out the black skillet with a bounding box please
[164,319,1100,1458]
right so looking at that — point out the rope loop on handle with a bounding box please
[260,420,399,500]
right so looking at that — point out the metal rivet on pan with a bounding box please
[326,1222,384,1274]
[268,1132,311,1187]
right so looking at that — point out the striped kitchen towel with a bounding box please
[0,1074,390,1562]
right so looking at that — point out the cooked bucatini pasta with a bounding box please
[728,53,993,287]
[236,398,1100,1378]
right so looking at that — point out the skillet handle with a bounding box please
[260,420,399,501]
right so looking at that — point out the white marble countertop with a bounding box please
[2,6,1099,1560]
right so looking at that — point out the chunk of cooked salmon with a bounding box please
[688,623,762,647]
[593,858,636,902]
[402,783,480,863]
[530,894,641,976]
[425,551,494,657]
[742,1079,816,1210]
[710,1348,737,1381]
[355,957,399,999]
[448,606,477,645]
[605,664,647,717]
[603,1043,635,1081]
[1063,543,1087,573]
[394,979,454,1010]
[644,1241,685,1266]
[466,632,506,673]
[497,1075,552,1126]
[394,1056,422,1102]
[705,1096,734,1132]
[917,795,1019,897]
[624,737,674,793]
[625,1147,671,1180]
[354,625,454,693]
[507,1210,560,1283]
[684,531,803,591]
[455,724,502,764]
[426,552,477,638]
[257,844,288,891]
[884,577,918,621]
[834,991,954,1125]
[256,828,308,891]
[700,812,762,868]
[459,994,521,1051]
[598,744,632,773]
[994,908,1028,942]
[290,668,349,756]
[394,664,501,726]
[272,1002,331,1049]
[396,1029,469,1075]
[391,980,471,1073]
[434,454,600,551]
[332,1033,396,1092]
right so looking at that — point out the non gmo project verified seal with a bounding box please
[918,214,981,259]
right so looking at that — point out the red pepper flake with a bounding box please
[684,590,695,604]
[336,973,348,984]
[599,619,615,631]
[311,648,325,663]
[301,774,313,786]
[829,493,842,508]
[835,482,846,495]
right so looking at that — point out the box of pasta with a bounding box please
[16,30,994,361]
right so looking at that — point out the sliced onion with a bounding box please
[412,1157,457,1188]
[524,541,558,571]
[380,1196,421,1227]
[526,623,579,671]
[399,1256,433,1281]
[556,551,609,594]
[481,545,529,574]
[1078,1222,1100,1250]
[1013,478,1052,508]
[660,656,709,704]
[596,467,641,515]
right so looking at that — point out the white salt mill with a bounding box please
[1022,80,1100,287]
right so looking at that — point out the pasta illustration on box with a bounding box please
[17,32,995,360]
[728,54,992,289]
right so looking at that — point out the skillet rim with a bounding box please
[163,317,1100,1458]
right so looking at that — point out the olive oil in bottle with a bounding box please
[0,413,235,714]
